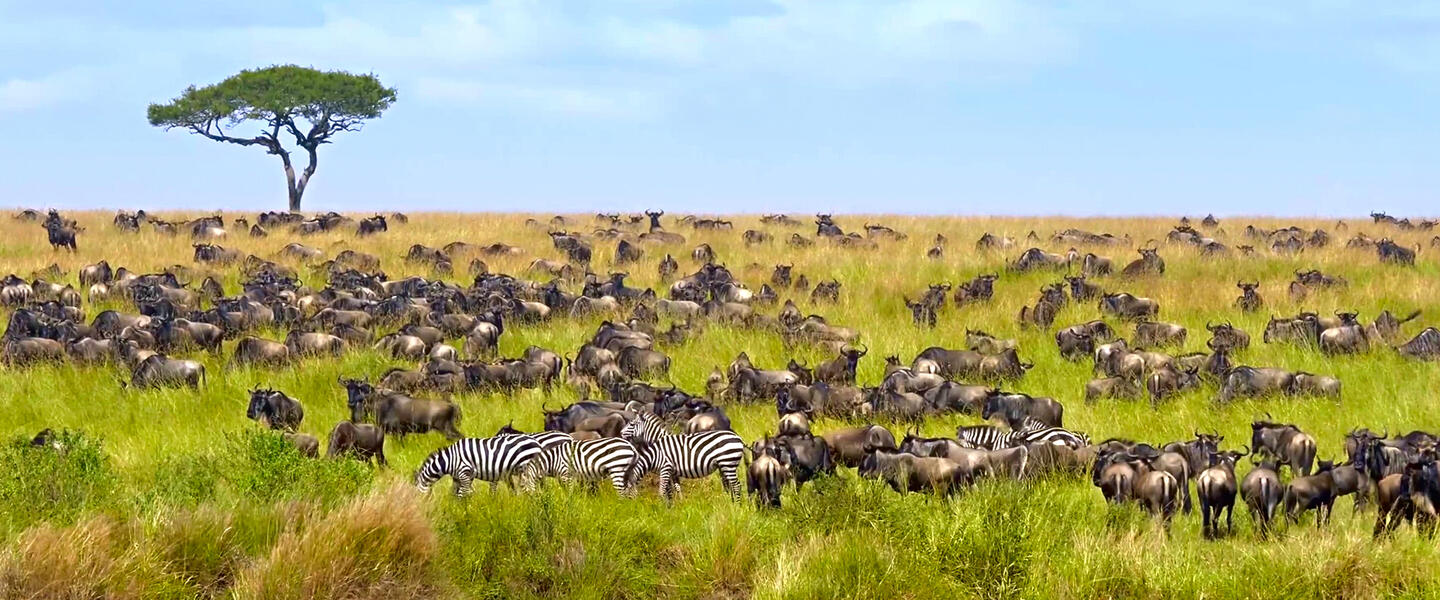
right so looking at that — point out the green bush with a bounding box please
[0,429,114,533]
[221,429,373,504]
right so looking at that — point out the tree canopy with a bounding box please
[147,65,397,211]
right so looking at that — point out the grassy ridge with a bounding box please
[2,211,1439,599]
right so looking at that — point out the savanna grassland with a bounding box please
[3,211,1440,600]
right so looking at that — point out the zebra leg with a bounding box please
[455,473,474,498]
[720,464,741,502]
[609,468,627,495]
[659,466,674,503]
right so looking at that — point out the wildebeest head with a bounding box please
[340,377,375,420]
[246,388,274,421]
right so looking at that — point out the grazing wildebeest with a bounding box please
[1055,320,1113,361]
[858,447,967,495]
[327,421,386,466]
[1205,321,1251,351]
[129,354,205,389]
[822,425,897,468]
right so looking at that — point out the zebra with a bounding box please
[519,437,639,494]
[1018,416,1049,432]
[957,425,1089,450]
[620,412,745,502]
[415,436,542,496]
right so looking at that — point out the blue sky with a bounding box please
[1,1,1437,216]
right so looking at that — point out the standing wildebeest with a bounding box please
[1120,247,1165,277]
[1196,448,1247,538]
[747,442,792,508]
[859,447,968,495]
[1145,364,1200,407]
[1098,293,1158,320]
[1055,320,1113,361]
[1283,460,1338,526]
[1251,419,1318,476]
[1242,455,1283,536]
[1081,253,1113,277]
[343,379,463,439]
[327,421,386,466]
[618,346,671,379]
[357,215,388,236]
[982,391,1063,429]
[246,388,304,431]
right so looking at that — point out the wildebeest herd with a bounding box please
[8,208,1440,540]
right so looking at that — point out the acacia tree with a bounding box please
[148,65,396,211]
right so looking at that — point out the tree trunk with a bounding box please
[277,148,302,212]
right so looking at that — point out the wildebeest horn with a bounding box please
[1238,445,1250,457]
[858,344,868,356]
[1206,321,1215,331]
[1194,429,1201,439]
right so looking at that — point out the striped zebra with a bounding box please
[415,436,542,496]
[519,437,639,494]
[1018,416,1049,432]
[620,412,745,502]
[957,425,1089,450]
[508,430,573,451]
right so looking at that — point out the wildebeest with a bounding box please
[1292,372,1341,399]
[747,442,792,508]
[327,421,386,466]
[1196,448,1246,538]
[1132,320,1186,349]
[1241,455,1283,536]
[953,274,997,305]
[1008,248,1069,272]
[982,391,1063,429]
[1205,322,1250,351]
[1098,293,1158,320]
[246,388,304,431]
[1055,320,1113,361]
[129,354,206,388]
[1283,460,1338,526]
[1251,419,1317,476]
[858,447,967,495]
[1217,366,1296,403]
[1233,281,1262,312]
[343,379,462,439]
[1120,248,1165,277]
[1064,275,1102,301]
[1376,238,1417,265]
[357,214,388,236]
[822,425,897,468]
[815,345,865,385]
[1145,364,1200,406]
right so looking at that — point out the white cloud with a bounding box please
[0,69,93,113]
[414,78,666,118]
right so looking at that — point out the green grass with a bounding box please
[2,212,1440,599]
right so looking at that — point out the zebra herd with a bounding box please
[416,412,745,502]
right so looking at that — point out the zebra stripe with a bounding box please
[505,430,572,451]
[415,436,542,496]
[957,425,1022,450]
[959,425,1089,450]
[520,437,639,494]
[1015,427,1089,449]
[1019,416,1049,432]
[621,412,744,502]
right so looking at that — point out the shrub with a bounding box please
[0,429,114,532]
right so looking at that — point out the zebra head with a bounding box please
[414,448,449,493]
[621,412,662,446]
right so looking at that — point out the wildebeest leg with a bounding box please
[1225,502,1234,536]
[375,446,388,468]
